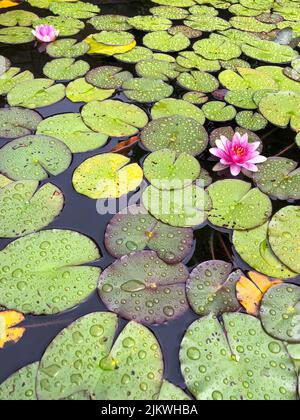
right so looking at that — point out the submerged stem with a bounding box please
[209,231,216,260]
[274,143,295,157]
[217,233,232,262]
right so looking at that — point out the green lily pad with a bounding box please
[259,91,300,131]
[180,313,297,400]
[158,380,190,400]
[253,158,300,201]
[150,6,189,20]
[233,222,297,279]
[49,1,100,19]
[43,58,90,82]
[184,15,230,32]
[88,15,132,32]
[225,90,257,109]
[99,251,189,325]
[0,67,33,96]
[91,31,134,47]
[151,98,205,124]
[36,113,108,153]
[176,51,221,72]
[143,31,190,52]
[81,100,148,137]
[66,78,114,103]
[230,16,276,33]
[0,27,34,44]
[202,101,237,122]
[0,107,42,139]
[0,180,64,238]
[0,363,38,401]
[114,46,153,63]
[151,0,196,6]
[168,25,202,39]
[46,39,89,58]
[141,116,208,156]
[72,153,143,200]
[189,5,219,16]
[260,284,300,343]
[242,38,298,64]
[136,59,179,81]
[128,15,172,31]
[7,78,65,109]
[0,135,72,181]
[218,67,278,91]
[186,261,241,316]
[86,66,132,89]
[268,206,300,274]
[0,10,38,27]
[0,229,101,314]
[122,78,173,103]
[220,58,251,71]
[183,91,209,104]
[34,16,84,36]
[236,111,268,131]
[37,312,163,400]
[208,180,272,230]
[193,34,241,60]
[177,71,219,93]
[105,204,193,264]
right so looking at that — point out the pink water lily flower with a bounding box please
[32,25,59,43]
[210,132,267,176]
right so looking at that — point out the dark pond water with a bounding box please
[0,0,299,394]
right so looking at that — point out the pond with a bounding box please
[0,0,299,401]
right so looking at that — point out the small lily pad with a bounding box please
[43,58,90,82]
[193,34,241,60]
[34,16,84,36]
[0,10,38,27]
[184,15,230,32]
[66,78,115,103]
[202,101,237,122]
[236,111,268,131]
[150,6,189,20]
[136,59,179,81]
[122,78,173,103]
[143,31,190,52]
[183,91,208,104]
[0,107,42,139]
[86,65,132,89]
[0,67,33,96]
[0,363,38,400]
[114,46,153,63]
[151,98,205,124]
[0,135,72,181]
[0,27,34,44]
[49,1,100,19]
[46,39,89,58]
[88,15,132,32]
[177,51,221,73]
[177,71,219,93]
[128,15,172,31]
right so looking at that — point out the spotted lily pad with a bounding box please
[66,78,114,103]
[46,39,89,58]
[236,111,268,131]
[208,180,272,230]
[260,284,300,343]
[90,31,135,47]
[122,78,173,103]
[88,15,132,32]
[253,158,300,200]
[143,31,190,52]
[151,98,205,124]
[230,16,276,33]
[0,135,72,181]
[268,206,300,274]
[105,205,193,264]
[72,153,143,200]
[85,33,136,56]
[0,67,33,96]
[0,107,42,139]
[259,92,300,131]
[0,230,101,314]
[151,0,196,6]
[7,78,65,109]
[0,363,38,400]
[34,16,84,36]
[49,1,100,19]
[0,180,63,238]
[180,313,297,400]
[189,5,219,16]
[114,46,153,63]
[85,66,132,89]
[99,251,189,325]
[128,16,172,31]
[186,261,241,316]
[141,116,208,156]
[81,100,148,137]
[183,91,208,104]
[158,380,190,400]
[150,6,189,20]
[177,71,219,93]
[193,34,241,60]
[0,27,34,44]
[202,101,236,122]
[136,60,179,81]
[177,51,221,73]
[168,25,202,39]
[184,15,230,32]
[43,58,90,82]
[37,113,108,153]
[0,10,38,27]
[37,312,163,400]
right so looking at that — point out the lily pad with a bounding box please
[43,58,90,82]
[0,230,101,314]
[189,5,219,16]
[66,78,114,103]
[225,90,257,109]
[253,158,300,200]
[202,101,237,122]
[98,251,189,325]
[81,100,148,137]
[177,71,219,93]
[88,15,132,32]
[0,10,38,27]
[105,204,193,264]
[143,31,190,52]
[230,16,276,33]
[158,380,190,400]
[151,98,205,124]
[193,34,241,60]
[85,34,136,56]
[176,51,221,73]
[151,0,196,6]
[0,107,42,139]
[186,261,241,316]
[114,46,153,63]
[233,222,297,279]
[72,153,143,200]
[0,180,64,238]
[90,31,134,46]
[0,363,38,400]
[85,66,132,89]
[49,1,100,19]
[34,16,84,36]
[37,312,163,400]
[36,113,108,153]
[46,39,89,58]
[207,180,272,230]
[260,284,300,343]
[0,67,33,96]
[184,15,230,32]
[268,206,300,274]
[183,91,208,104]
[180,313,297,400]
[236,111,268,131]
[128,15,172,31]
[0,27,34,44]
[168,25,202,39]
[141,116,208,156]
[136,59,179,81]
[7,78,65,109]
[0,135,72,181]
[122,78,173,103]
[150,6,189,20]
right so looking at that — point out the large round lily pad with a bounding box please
[151,0,196,6]
[151,98,205,124]
[98,251,189,325]
[0,10,38,27]
[36,113,108,153]
[128,15,172,31]
[122,77,173,103]
[0,230,101,314]
[186,261,241,316]
[66,78,114,103]
[259,92,300,131]
[85,66,132,89]
[0,27,34,44]
[114,46,153,63]
[0,135,72,181]
[180,313,297,400]
[141,116,208,156]
[184,15,230,32]
[0,363,38,400]
[72,153,143,200]
[49,1,100,19]
[88,15,132,32]
[143,31,190,52]
[150,6,189,20]
[46,39,89,59]
[176,51,221,73]
[36,312,163,400]
[105,205,193,264]
[81,100,148,137]
[43,58,90,82]
[193,34,241,60]
[34,16,84,36]
[0,180,63,238]
[177,71,219,93]
[268,206,300,274]
[0,107,42,139]
[208,180,272,230]
[136,59,179,81]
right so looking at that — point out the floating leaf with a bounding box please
[0,10,38,27]
[236,111,268,131]
[43,58,90,82]
[0,107,42,139]
[0,363,38,400]
[122,77,173,103]
[72,153,143,200]
[36,113,108,153]
[128,15,172,31]
[193,34,241,60]
[46,39,89,59]
[203,101,237,122]
[0,230,101,314]
[66,78,114,103]
[225,89,257,110]
[99,251,189,325]
[81,100,148,137]
[141,116,208,156]
[0,135,72,181]
[0,310,25,348]
[110,135,140,155]
[151,0,196,6]
[90,31,135,47]
[0,67,33,96]
[34,16,84,36]
[230,16,276,33]
[151,98,205,124]
[168,24,202,39]
[114,46,153,63]
[180,313,297,400]
[185,15,230,32]
[143,31,190,52]
[187,261,241,316]
[105,204,193,264]
[177,51,220,73]
[136,59,179,81]
[183,91,208,104]
[177,71,219,93]
[49,1,100,19]
[85,34,136,56]
[208,180,272,230]
[0,27,34,44]
[150,6,189,20]
[189,4,219,16]
[85,65,132,89]
[88,15,132,32]
[158,380,190,400]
